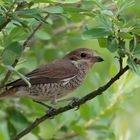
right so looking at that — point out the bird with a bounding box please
[0,48,103,108]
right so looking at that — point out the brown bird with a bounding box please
[0,48,103,108]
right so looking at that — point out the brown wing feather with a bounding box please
[7,60,78,87]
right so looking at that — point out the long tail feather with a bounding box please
[0,88,17,99]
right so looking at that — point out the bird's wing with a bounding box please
[7,60,78,87]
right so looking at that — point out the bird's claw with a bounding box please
[69,97,80,110]
[47,107,57,119]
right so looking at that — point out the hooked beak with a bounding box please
[91,56,104,63]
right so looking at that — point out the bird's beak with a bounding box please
[91,56,104,63]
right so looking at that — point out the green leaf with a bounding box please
[6,108,30,132]
[33,0,55,3]
[63,6,88,13]
[35,30,51,40]
[7,120,17,139]
[133,44,140,58]
[107,37,118,52]
[98,38,107,48]
[4,65,31,87]
[71,124,86,135]
[0,16,6,25]
[79,104,91,120]
[101,10,113,16]
[117,32,133,39]
[2,42,23,65]
[129,38,136,52]
[118,48,126,57]
[82,28,111,39]
[131,28,140,34]
[116,0,134,16]
[57,0,80,4]
[46,6,63,14]
[127,56,140,74]
[33,0,81,3]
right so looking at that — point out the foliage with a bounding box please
[0,0,140,140]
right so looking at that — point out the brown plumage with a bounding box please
[0,48,103,103]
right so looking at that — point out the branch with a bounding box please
[0,14,49,89]
[0,1,27,32]
[14,65,129,140]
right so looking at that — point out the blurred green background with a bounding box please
[0,0,140,140]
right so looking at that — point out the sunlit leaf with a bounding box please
[98,38,107,48]
[46,6,63,14]
[82,28,111,39]
[117,32,133,39]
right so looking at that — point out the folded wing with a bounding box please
[7,60,78,87]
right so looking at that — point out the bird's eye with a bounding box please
[80,53,87,58]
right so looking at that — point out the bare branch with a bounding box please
[13,65,129,140]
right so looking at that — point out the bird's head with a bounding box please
[64,48,104,68]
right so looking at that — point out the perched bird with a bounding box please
[0,48,103,107]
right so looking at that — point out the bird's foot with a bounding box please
[68,97,80,110]
[33,100,56,119]
[47,107,57,119]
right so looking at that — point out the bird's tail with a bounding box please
[0,87,17,99]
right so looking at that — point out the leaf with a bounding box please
[71,124,86,135]
[79,104,91,120]
[107,37,118,52]
[6,108,30,132]
[2,42,23,65]
[129,37,136,52]
[57,0,80,4]
[133,44,140,58]
[63,6,88,13]
[33,0,54,3]
[33,0,81,3]
[131,28,140,34]
[98,38,107,48]
[7,120,17,138]
[118,48,126,57]
[82,28,111,39]
[4,65,31,87]
[117,32,133,39]
[116,0,134,16]
[11,14,29,29]
[35,30,51,40]
[127,56,140,74]
[101,10,113,16]
[0,16,6,25]
[33,14,48,25]
[46,6,63,14]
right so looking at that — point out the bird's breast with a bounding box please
[61,69,87,91]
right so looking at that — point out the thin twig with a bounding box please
[13,65,129,140]
[0,14,49,89]
[0,1,27,32]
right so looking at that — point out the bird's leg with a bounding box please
[55,97,79,104]
[33,100,53,109]
[68,97,80,110]
[33,100,56,115]
[51,97,80,110]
